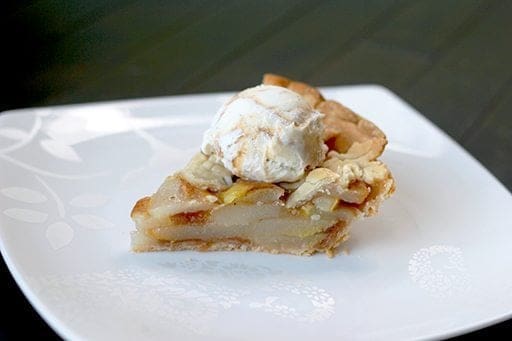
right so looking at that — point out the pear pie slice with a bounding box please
[131,74,395,257]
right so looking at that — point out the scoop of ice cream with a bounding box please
[201,85,327,183]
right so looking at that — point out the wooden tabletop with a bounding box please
[2,0,511,339]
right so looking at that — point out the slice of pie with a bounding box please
[131,74,395,257]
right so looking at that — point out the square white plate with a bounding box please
[1,86,511,340]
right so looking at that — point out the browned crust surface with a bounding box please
[263,73,387,159]
[131,196,150,218]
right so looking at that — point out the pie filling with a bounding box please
[132,200,350,256]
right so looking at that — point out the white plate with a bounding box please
[1,86,511,340]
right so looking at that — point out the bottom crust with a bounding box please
[132,222,350,258]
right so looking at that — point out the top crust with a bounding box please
[263,73,387,160]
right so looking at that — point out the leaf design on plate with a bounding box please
[0,127,28,140]
[46,221,74,250]
[3,208,48,223]
[69,194,108,208]
[40,139,82,162]
[71,214,114,229]
[1,187,48,203]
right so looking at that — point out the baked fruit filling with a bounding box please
[131,74,395,257]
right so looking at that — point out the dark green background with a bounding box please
[2,0,511,339]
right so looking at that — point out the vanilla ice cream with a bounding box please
[201,85,327,183]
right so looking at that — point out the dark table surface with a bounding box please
[2,0,512,339]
